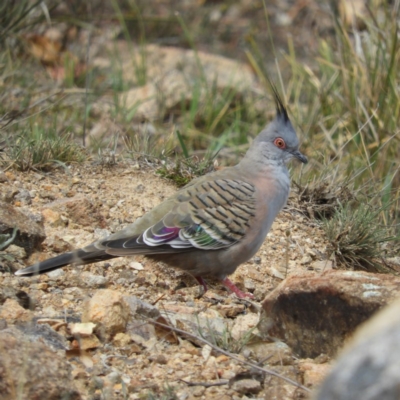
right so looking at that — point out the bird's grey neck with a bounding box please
[238,154,288,176]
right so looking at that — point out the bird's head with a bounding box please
[251,92,307,166]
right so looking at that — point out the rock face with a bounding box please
[260,270,400,358]
[315,296,400,400]
[0,201,45,255]
[0,327,80,400]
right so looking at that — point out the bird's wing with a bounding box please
[101,178,257,255]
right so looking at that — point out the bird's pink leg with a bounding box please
[221,277,254,299]
[195,276,208,293]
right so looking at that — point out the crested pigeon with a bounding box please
[15,93,307,298]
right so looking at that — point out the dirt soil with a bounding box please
[0,162,332,399]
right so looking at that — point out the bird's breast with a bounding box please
[255,173,290,234]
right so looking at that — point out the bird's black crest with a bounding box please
[271,84,289,123]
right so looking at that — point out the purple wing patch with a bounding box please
[151,226,180,242]
[141,219,232,250]
[142,225,186,246]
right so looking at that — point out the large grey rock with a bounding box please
[315,296,400,400]
[260,270,400,358]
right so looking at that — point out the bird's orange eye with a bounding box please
[274,138,286,149]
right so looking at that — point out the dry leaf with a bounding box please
[25,34,62,65]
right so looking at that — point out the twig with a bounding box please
[150,319,310,392]
[152,292,166,305]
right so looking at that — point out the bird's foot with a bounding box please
[195,276,208,293]
[221,277,254,299]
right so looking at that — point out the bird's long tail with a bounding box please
[15,245,116,277]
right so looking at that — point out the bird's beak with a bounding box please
[292,150,308,164]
